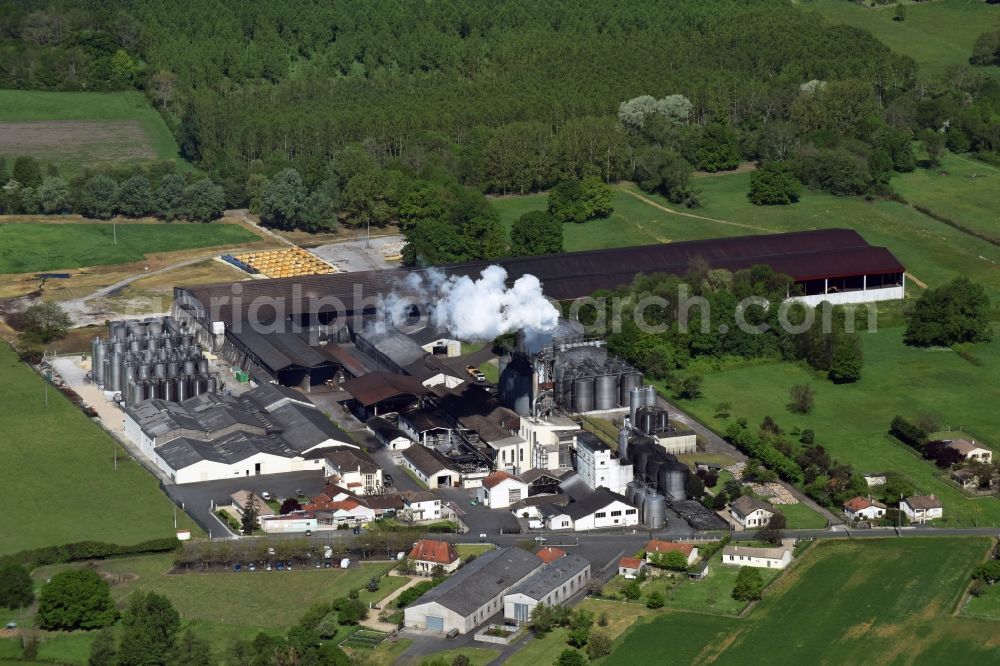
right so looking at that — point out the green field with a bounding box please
[0,344,199,554]
[2,554,405,663]
[964,580,1000,620]
[806,0,1000,78]
[606,537,999,665]
[0,222,258,274]
[669,325,1000,525]
[777,501,829,529]
[0,89,183,174]
[892,151,1000,243]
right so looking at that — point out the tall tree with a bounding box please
[36,570,116,631]
[259,168,308,229]
[117,592,181,666]
[0,563,33,609]
[510,210,562,256]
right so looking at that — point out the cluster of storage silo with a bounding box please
[553,349,642,413]
[498,354,534,416]
[625,480,668,530]
[91,317,219,406]
[627,384,658,423]
[621,425,689,523]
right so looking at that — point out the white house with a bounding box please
[574,432,633,495]
[400,445,459,489]
[539,503,575,531]
[408,539,461,575]
[900,495,943,524]
[366,416,414,459]
[842,496,887,522]
[402,490,447,522]
[404,547,544,635]
[478,471,530,509]
[564,488,639,532]
[722,542,793,569]
[321,447,383,494]
[618,557,645,578]
[729,496,775,530]
[945,439,992,464]
[503,555,591,624]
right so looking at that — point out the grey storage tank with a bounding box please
[644,385,657,407]
[499,355,532,416]
[631,485,648,522]
[620,372,642,407]
[572,377,595,413]
[629,386,644,424]
[638,408,656,436]
[643,492,667,529]
[91,338,106,385]
[618,428,631,463]
[108,353,123,392]
[594,374,618,411]
[658,461,688,502]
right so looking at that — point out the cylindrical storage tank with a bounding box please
[594,374,618,411]
[629,387,644,424]
[618,428,630,463]
[644,385,657,408]
[206,376,218,394]
[572,377,594,413]
[111,321,127,340]
[146,319,162,337]
[127,321,145,339]
[659,462,688,502]
[643,493,667,529]
[122,362,136,383]
[164,378,177,402]
[560,377,574,408]
[128,338,142,353]
[181,334,193,347]
[656,409,669,433]
[196,377,208,396]
[91,339,106,385]
[639,408,656,436]
[625,481,638,505]
[147,336,160,352]
[176,377,189,402]
[198,358,209,375]
[619,372,641,407]
[183,360,196,376]
[166,360,179,378]
[138,364,150,381]
[163,335,174,349]
[154,362,166,379]
[635,447,652,483]
[108,353,123,392]
[631,485,648,522]
[645,456,664,488]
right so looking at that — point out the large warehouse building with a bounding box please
[172,229,904,384]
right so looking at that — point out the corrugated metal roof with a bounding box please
[342,372,428,407]
[507,554,590,600]
[180,229,905,325]
[410,547,543,616]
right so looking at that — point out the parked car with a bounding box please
[534,536,547,543]
[5,622,17,630]
[261,491,272,501]
[446,628,460,640]
[248,563,256,571]
[234,563,242,572]
[286,562,292,570]
[276,562,285,571]
[465,365,486,382]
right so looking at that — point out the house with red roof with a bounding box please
[409,538,461,574]
[644,540,699,566]
[536,547,566,564]
[477,470,529,509]
[842,496,887,522]
[618,556,645,578]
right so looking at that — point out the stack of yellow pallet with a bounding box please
[232,248,336,278]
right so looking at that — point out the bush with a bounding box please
[889,416,927,451]
[732,566,764,602]
[396,580,438,608]
[1,538,180,571]
[646,591,665,609]
[0,563,34,609]
[748,161,800,205]
[587,632,612,659]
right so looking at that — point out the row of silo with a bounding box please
[93,316,219,404]
[624,481,668,529]
[628,384,657,423]
[560,369,643,414]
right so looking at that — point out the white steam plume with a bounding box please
[385,265,560,350]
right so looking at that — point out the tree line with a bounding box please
[0,156,226,221]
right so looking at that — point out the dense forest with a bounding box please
[1,0,999,263]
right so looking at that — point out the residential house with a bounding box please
[478,471,530,509]
[729,496,775,530]
[408,539,461,575]
[503,555,591,624]
[722,542,793,570]
[402,490,446,522]
[900,495,943,524]
[563,487,639,532]
[945,439,992,464]
[400,445,459,489]
[952,468,985,490]
[618,557,645,578]
[842,496,887,522]
[538,503,574,531]
[644,540,699,566]
[322,446,383,494]
[404,547,544,635]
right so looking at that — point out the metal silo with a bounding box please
[198,358,209,375]
[656,409,669,433]
[166,360,179,378]
[643,493,667,529]
[183,360,196,376]
[154,362,167,379]
[147,336,160,352]
[628,386,643,424]
[594,374,618,411]
[138,364,150,381]
[145,319,162,337]
[164,377,176,402]
[128,338,141,353]
[560,376,574,409]
[625,481,638,505]
[207,376,218,394]
[573,377,594,413]
[619,372,642,407]
[500,355,532,416]
[631,485,648,523]
[108,353,123,392]
[618,428,630,463]
[638,408,656,436]
[91,338,105,385]
[658,461,688,502]
[644,385,657,407]
[176,377,189,402]
[111,321,127,340]
[645,456,664,488]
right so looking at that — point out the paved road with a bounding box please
[657,394,842,526]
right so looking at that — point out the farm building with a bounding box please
[399,445,460,489]
[503,554,591,624]
[478,471,530,509]
[404,547,544,635]
[722,542,794,570]
[174,229,905,347]
[563,487,639,531]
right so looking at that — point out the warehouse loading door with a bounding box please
[426,615,444,632]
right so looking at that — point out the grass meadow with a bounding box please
[806,0,1000,79]
[0,222,259,274]
[0,90,182,174]
[0,344,199,555]
[605,537,998,665]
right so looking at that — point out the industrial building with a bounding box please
[222,328,339,388]
[404,547,545,634]
[122,386,353,483]
[573,432,633,496]
[503,554,591,623]
[173,229,905,346]
[561,487,639,531]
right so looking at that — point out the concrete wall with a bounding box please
[788,285,904,308]
[658,432,697,455]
